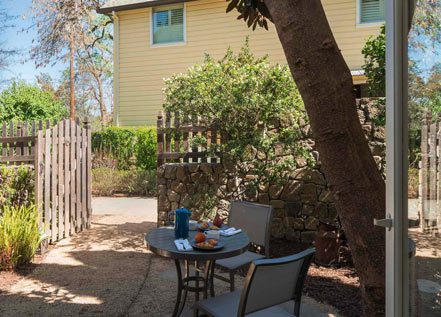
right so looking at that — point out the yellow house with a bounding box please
[98,0,384,126]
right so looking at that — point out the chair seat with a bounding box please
[196,290,295,317]
[216,251,265,271]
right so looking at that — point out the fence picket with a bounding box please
[70,121,76,232]
[51,123,59,242]
[85,118,92,229]
[429,123,437,227]
[58,121,65,239]
[1,122,6,156]
[64,120,71,236]
[210,124,218,164]
[157,111,164,167]
[174,112,180,162]
[23,122,29,156]
[35,130,44,230]
[8,122,13,161]
[81,123,87,229]
[165,112,171,164]
[182,115,189,163]
[76,119,82,231]
[44,128,51,239]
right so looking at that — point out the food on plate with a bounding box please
[207,239,218,246]
[196,241,214,249]
[200,222,209,230]
[195,232,206,243]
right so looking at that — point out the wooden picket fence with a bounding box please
[419,114,441,232]
[0,119,92,243]
[0,121,53,164]
[156,111,220,166]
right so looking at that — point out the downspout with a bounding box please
[113,11,120,126]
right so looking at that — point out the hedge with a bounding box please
[92,126,157,170]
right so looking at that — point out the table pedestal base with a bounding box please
[172,259,216,317]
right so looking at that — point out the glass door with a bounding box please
[408,0,441,315]
[386,0,441,315]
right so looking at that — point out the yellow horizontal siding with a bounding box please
[116,0,381,126]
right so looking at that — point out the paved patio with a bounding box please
[0,197,339,316]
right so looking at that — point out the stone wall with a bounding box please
[157,99,385,243]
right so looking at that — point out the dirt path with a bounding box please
[0,197,339,317]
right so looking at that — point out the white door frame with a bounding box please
[385,0,414,315]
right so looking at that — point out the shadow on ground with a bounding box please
[0,215,156,317]
[0,212,340,317]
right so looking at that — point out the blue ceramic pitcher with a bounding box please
[174,208,191,239]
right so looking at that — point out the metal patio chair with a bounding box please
[196,248,316,317]
[213,201,273,292]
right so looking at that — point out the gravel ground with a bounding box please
[0,197,340,316]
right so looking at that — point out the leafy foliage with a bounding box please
[92,168,156,197]
[92,126,157,170]
[0,204,41,271]
[0,166,35,210]
[0,81,68,123]
[411,0,441,46]
[226,0,271,30]
[362,25,385,96]
[163,42,312,194]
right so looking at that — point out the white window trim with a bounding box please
[150,3,187,48]
[356,0,385,28]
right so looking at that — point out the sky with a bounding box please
[0,0,67,86]
[0,1,439,87]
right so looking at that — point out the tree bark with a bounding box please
[69,35,76,120]
[95,73,108,124]
[263,1,385,315]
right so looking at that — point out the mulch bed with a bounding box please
[270,239,362,317]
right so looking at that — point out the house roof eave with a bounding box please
[97,0,193,14]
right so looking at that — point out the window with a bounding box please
[152,5,185,45]
[359,0,385,24]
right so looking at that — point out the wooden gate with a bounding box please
[35,119,92,242]
[419,114,441,232]
[0,119,92,243]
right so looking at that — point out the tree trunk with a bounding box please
[96,75,108,124]
[263,0,385,315]
[69,35,75,120]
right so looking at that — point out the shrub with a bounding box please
[92,168,157,197]
[0,204,41,271]
[163,41,311,193]
[362,24,385,96]
[0,81,68,123]
[92,127,157,170]
[0,166,35,211]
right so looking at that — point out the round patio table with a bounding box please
[145,227,250,317]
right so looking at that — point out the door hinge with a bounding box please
[374,214,393,231]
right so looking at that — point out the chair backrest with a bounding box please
[228,201,273,256]
[237,248,316,317]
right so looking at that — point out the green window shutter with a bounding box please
[360,0,385,24]
[152,5,184,45]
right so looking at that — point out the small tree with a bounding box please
[163,43,312,198]
[0,81,68,122]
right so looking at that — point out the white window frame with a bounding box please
[356,0,385,28]
[150,3,187,48]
